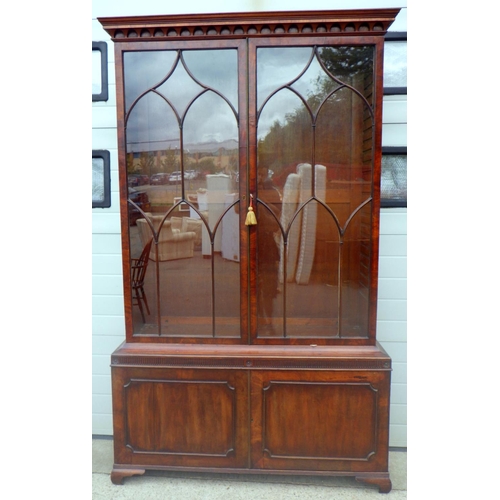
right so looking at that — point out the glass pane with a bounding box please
[316,84,373,227]
[257,47,312,109]
[256,45,374,339]
[157,60,205,118]
[126,92,178,160]
[381,154,407,202]
[92,157,104,203]
[340,203,371,337]
[123,51,178,112]
[256,166,282,337]
[258,90,313,180]
[384,41,407,87]
[183,50,238,112]
[92,50,102,94]
[283,178,339,338]
[317,46,374,97]
[124,49,240,338]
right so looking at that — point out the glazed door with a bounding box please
[250,40,378,342]
[120,37,380,343]
[121,40,248,342]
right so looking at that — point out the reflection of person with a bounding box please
[256,166,282,332]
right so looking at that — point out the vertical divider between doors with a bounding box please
[244,39,253,468]
[247,369,252,468]
[243,38,255,344]
[245,38,257,345]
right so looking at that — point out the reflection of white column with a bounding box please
[222,193,239,262]
[203,174,231,255]
[295,164,327,285]
[279,172,302,283]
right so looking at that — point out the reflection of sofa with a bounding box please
[136,215,197,262]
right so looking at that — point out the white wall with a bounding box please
[92,0,407,447]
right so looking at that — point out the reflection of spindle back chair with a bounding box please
[131,238,153,322]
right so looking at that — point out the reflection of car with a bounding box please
[150,173,169,185]
[184,169,198,180]
[169,171,182,183]
[128,188,150,225]
[128,175,140,187]
[128,174,150,187]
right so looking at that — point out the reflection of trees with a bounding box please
[258,46,373,179]
[318,46,373,84]
[197,157,217,174]
[161,148,179,174]
[139,151,155,176]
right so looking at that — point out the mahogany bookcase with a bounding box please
[99,8,399,493]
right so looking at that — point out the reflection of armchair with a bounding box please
[170,216,202,247]
[131,238,152,322]
[181,217,203,247]
[136,215,197,262]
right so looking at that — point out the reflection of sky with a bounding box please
[258,90,307,141]
[124,49,238,152]
[257,47,337,139]
[123,45,385,152]
[257,47,313,108]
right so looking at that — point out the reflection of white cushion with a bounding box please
[295,164,327,285]
[279,173,301,283]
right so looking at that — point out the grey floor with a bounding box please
[92,438,407,499]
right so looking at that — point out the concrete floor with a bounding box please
[92,438,407,499]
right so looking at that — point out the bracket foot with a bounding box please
[110,467,146,485]
[355,473,392,493]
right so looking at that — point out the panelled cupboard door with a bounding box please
[250,370,391,472]
[118,36,382,345]
[111,365,390,472]
[111,367,249,469]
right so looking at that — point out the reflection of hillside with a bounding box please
[128,139,238,155]
[184,139,238,154]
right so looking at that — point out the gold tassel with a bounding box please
[245,194,257,226]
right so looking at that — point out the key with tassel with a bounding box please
[245,194,257,226]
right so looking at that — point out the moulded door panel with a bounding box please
[250,370,390,473]
[112,367,249,469]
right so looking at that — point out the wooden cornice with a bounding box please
[98,9,400,42]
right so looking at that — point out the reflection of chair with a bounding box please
[136,215,197,262]
[131,238,152,322]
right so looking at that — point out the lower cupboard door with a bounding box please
[113,368,249,469]
[250,371,390,472]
